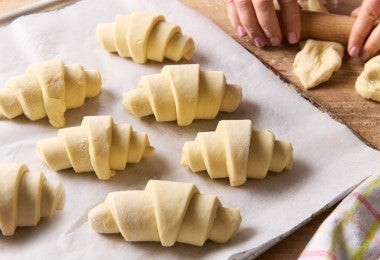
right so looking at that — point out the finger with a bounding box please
[252,0,282,46]
[278,0,300,44]
[348,3,380,57]
[234,0,267,47]
[225,0,247,36]
[359,24,380,61]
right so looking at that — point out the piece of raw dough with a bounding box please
[0,163,65,236]
[355,55,380,102]
[181,119,293,186]
[274,0,328,12]
[36,115,154,180]
[88,179,241,246]
[299,0,328,12]
[97,12,195,63]
[123,64,242,126]
[0,60,102,128]
[293,39,344,89]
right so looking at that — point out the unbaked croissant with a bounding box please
[97,12,195,63]
[88,180,241,246]
[0,60,102,128]
[123,64,242,126]
[0,163,65,236]
[181,120,293,186]
[36,115,154,180]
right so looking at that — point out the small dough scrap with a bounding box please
[123,64,242,126]
[36,115,154,180]
[274,0,328,12]
[88,180,241,246]
[96,12,195,63]
[293,39,344,89]
[181,119,293,186]
[0,60,102,128]
[0,163,65,236]
[355,55,380,102]
[298,0,328,12]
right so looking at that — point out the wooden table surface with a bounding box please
[0,0,345,259]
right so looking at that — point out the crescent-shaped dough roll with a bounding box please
[88,180,241,246]
[293,39,344,89]
[0,60,102,128]
[355,55,380,102]
[97,12,195,63]
[36,115,154,180]
[0,163,65,236]
[181,120,293,186]
[123,64,242,126]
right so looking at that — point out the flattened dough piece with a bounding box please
[355,55,380,102]
[181,119,293,186]
[36,115,154,180]
[123,64,242,126]
[0,163,65,236]
[88,180,241,246]
[293,39,344,89]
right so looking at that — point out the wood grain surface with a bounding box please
[180,0,380,151]
[0,0,37,10]
[0,1,346,259]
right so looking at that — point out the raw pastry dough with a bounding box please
[0,163,65,236]
[123,64,242,126]
[293,39,344,89]
[355,55,380,102]
[298,0,328,12]
[181,120,293,186]
[97,12,195,63]
[88,180,241,246]
[36,115,154,180]
[274,0,328,12]
[0,60,102,128]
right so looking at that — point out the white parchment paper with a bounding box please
[0,0,379,259]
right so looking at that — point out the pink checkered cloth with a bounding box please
[299,174,380,260]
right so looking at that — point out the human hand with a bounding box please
[224,0,300,48]
[348,0,380,61]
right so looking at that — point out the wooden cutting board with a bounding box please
[180,0,380,150]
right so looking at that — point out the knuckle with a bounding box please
[253,0,273,8]
[261,26,277,38]
[224,0,235,4]
[243,26,260,38]
[261,26,273,37]
[234,0,251,9]
[243,25,255,34]
[361,7,379,22]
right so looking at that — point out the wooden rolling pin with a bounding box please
[296,10,355,45]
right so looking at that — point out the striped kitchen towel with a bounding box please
[299,173,380,260]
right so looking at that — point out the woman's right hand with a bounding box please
[224,0,301,48]
[348,0,380,61]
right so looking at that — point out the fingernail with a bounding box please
[253,37,265,48]
[349,46,359,57]
[237,26,246,37]
[288,32,298,44]
[270,37,281,46]
[359,52,370,61]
